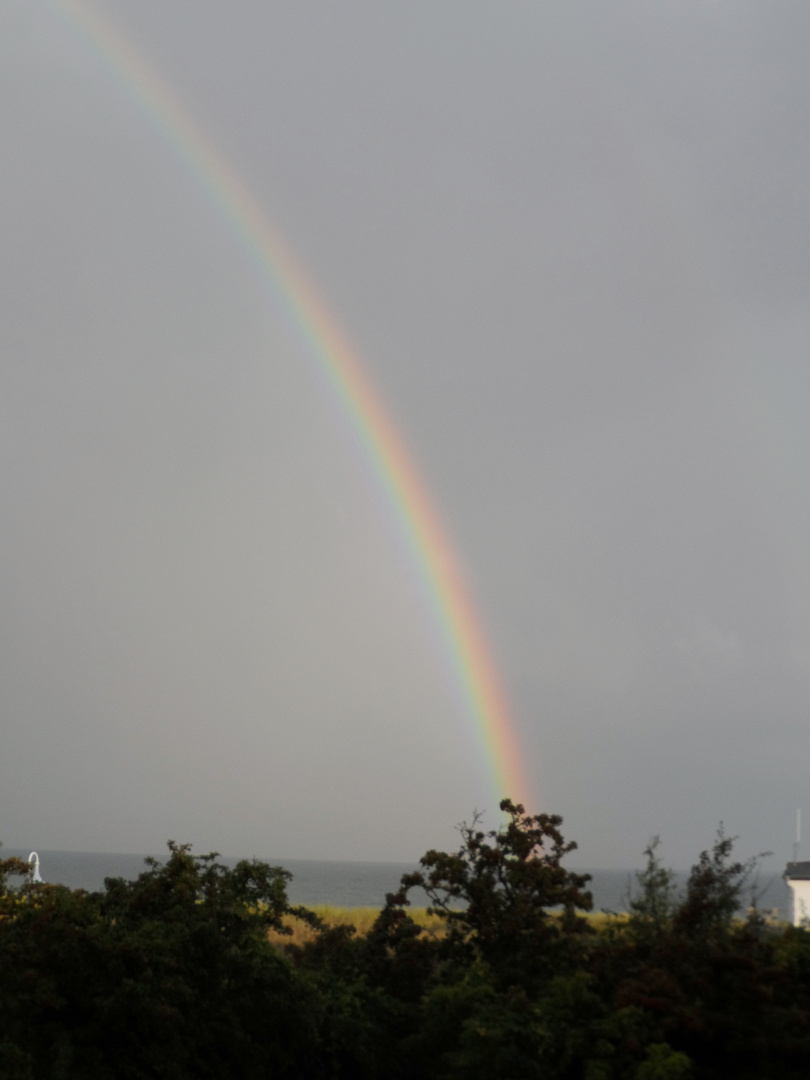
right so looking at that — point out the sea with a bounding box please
[3,849,793,918]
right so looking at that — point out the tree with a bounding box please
[369,801,598,1078]
[0,848,30,892]
[674,826,761,938]
[615,830,799,1078]
[628,837,679,942]
[0,843,332,1078]
[396,799,593,985]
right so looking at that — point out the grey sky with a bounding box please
[2,0,810,870]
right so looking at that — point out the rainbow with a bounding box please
[49,0,533,810]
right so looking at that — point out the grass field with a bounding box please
[268,905,447,948]
[267,905,635,948]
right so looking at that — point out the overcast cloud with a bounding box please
[2,0,810,870]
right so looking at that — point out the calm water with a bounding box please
[4,850,791,917]
[5,850,422,908]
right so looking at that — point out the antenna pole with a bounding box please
[794,808,801,864]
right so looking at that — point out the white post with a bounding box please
[794,809,802,865]
[27,852,43,884]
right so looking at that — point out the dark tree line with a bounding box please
[2,802,810,1078]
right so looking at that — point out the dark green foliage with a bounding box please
[0,843,335,1078]
[674,827,760,938]
[628,837,679,941]
[612,831,810,1078]
[357,800,600,1077]
[0,850,31,889]
[3,813,810,1078]
[399,799,593,986]
[635,1043,693,1079]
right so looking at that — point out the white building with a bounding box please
[784,862,810,926]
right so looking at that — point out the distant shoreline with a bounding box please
[3,849,791,917]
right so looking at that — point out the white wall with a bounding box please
[787,880,810,926]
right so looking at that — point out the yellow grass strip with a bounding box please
[267,905,630,949]
[268,905,447,948]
